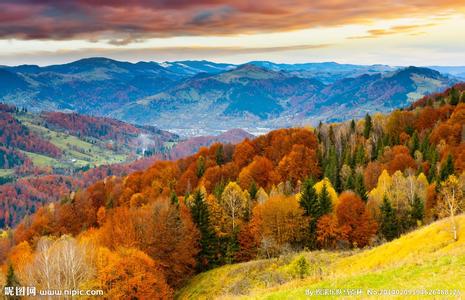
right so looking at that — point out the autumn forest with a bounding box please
[0,83,464,298]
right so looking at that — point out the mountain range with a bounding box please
[0,58,460,136]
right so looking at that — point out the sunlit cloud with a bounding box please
[347,23,438,39]
[0,1,464,65]
[0,1,463,43]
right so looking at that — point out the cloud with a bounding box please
[347,23,438,39]
[0,0,463,43]
[0,43,332,66]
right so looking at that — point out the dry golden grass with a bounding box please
[177,215,465,299]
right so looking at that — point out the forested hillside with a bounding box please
[0,105,179,226]
[0,84,464,298]
[0,58,456,136]
[0,105,255,228]
[0,104,177,175]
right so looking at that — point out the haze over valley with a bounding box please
[0,58,459,136]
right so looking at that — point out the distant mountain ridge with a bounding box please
[160,60,236,75]
[111,64,456,134]
[113,64,324,127]
[0,58,459,135]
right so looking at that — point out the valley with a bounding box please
[0,59,458,136]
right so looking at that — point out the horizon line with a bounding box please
[2,56,465,68]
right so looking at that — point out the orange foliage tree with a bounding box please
[233,140,256,169]
[336,192,378,248]
[97,247,173,300]
[238,156,280,190]
[316,214,342,249]
[382,145,416,174]
[99,200,199,287]
[277,144,320,185]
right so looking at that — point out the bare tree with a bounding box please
[438,175,465,241]
[26,236,94,291]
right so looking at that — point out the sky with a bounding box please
[1,0,465,66]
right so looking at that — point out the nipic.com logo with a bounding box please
[4,286,36,297]
[4,286,104,297]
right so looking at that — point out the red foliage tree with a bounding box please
[238,156,280,190]
[336,192,378,248]
[277,144,320,184]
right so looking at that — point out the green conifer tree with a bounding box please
[249,181,258,200]
[170,191,179,205]
[370,141,377,161]
[299,178,318,216]
[355,145,366,166]
[344,171,355,191]
[190,190,219,271]
[450,87,460,105]
[292,255,311,279]
[420,134,428,154]
[410,132,419,156]
[427,147,439,182]
[215,144,225,166]
[299,178,320,248]
[354,172,367,202]
[223,234,240,264]
[376,137,384,160]
[363,113,372,138]
[342,147,351,168]
[6,264,20,287]
[318,183,333,216]
[5,264,20,300]
[439,154,454,181]
[329,125,335,146]
[380,195,399,241]
[196,156,206,178]
[324,146,339,191]
[410,194,424,227]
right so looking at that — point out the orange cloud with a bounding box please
[0,1,463,42]
[347,23,438,39]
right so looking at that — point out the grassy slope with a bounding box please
[0,169,14,177]
[0,169,14,182]
[16,113,129,169]
[177,215,465,299]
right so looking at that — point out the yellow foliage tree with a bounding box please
[205,194,228,237]
[314,178,338,207]
[369,169,430,210]
[7,241,33,283]
[252,195,308,247]
[220,182,249,233]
